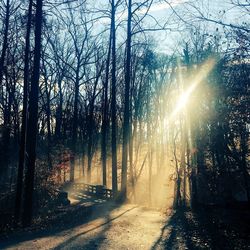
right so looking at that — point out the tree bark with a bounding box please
[111,0,118,195]
[121,0,132,201]
[0,0,10,182]
[22,0,43,227]
[70,69,80,182]
[14,0,33,224]
[55,77,63,140]
[0,0,10,87]
[101,28,111,187]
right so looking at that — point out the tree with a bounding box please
[0,0,10,89]
[14,0,33,223]
[22,0,43,226]
[101,30,111,187]
[0,0,10,182]
[121,0,132,200]
[111,0,118,195]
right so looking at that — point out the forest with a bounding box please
[0,0,249,249]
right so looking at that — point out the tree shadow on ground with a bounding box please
[53,205,137,250]
[0,199,124,249]
[151,207,250,250]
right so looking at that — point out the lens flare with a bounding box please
[169,58,215,121]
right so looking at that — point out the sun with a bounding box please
[168,58,215,120]
[171,82,196,118]
[176,88,191,111]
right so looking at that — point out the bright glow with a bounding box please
[173,83,196,116]
[169,58,215,121]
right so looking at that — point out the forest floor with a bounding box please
[0,200,250,250]
[1,174,250,250]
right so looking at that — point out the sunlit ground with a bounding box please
[1,202,169,250]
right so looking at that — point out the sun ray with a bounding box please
[168,58,215,121]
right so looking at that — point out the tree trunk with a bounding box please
[0,0,10,183]
[101,27,111,187]
[180,119,186,207]
[121,0,132,201]
[22,0,43,227]
[111,0,118,194]
[70,70,80,182]
[46,96,52,169]
[0,0,10,87]
[14,0,33,224]
[55,77,63,140]
[87,111,94,183]
[129,120,135,200]
[240,124,250,203]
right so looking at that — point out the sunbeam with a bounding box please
[169,58,215,120]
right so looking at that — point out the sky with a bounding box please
[68,0,250,55]
[136,0,250,54]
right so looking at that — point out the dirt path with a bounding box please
[0,203,169,250]
[1,202,250,250]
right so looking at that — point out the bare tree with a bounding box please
[14,0,33,223]
[22,0,43,227]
